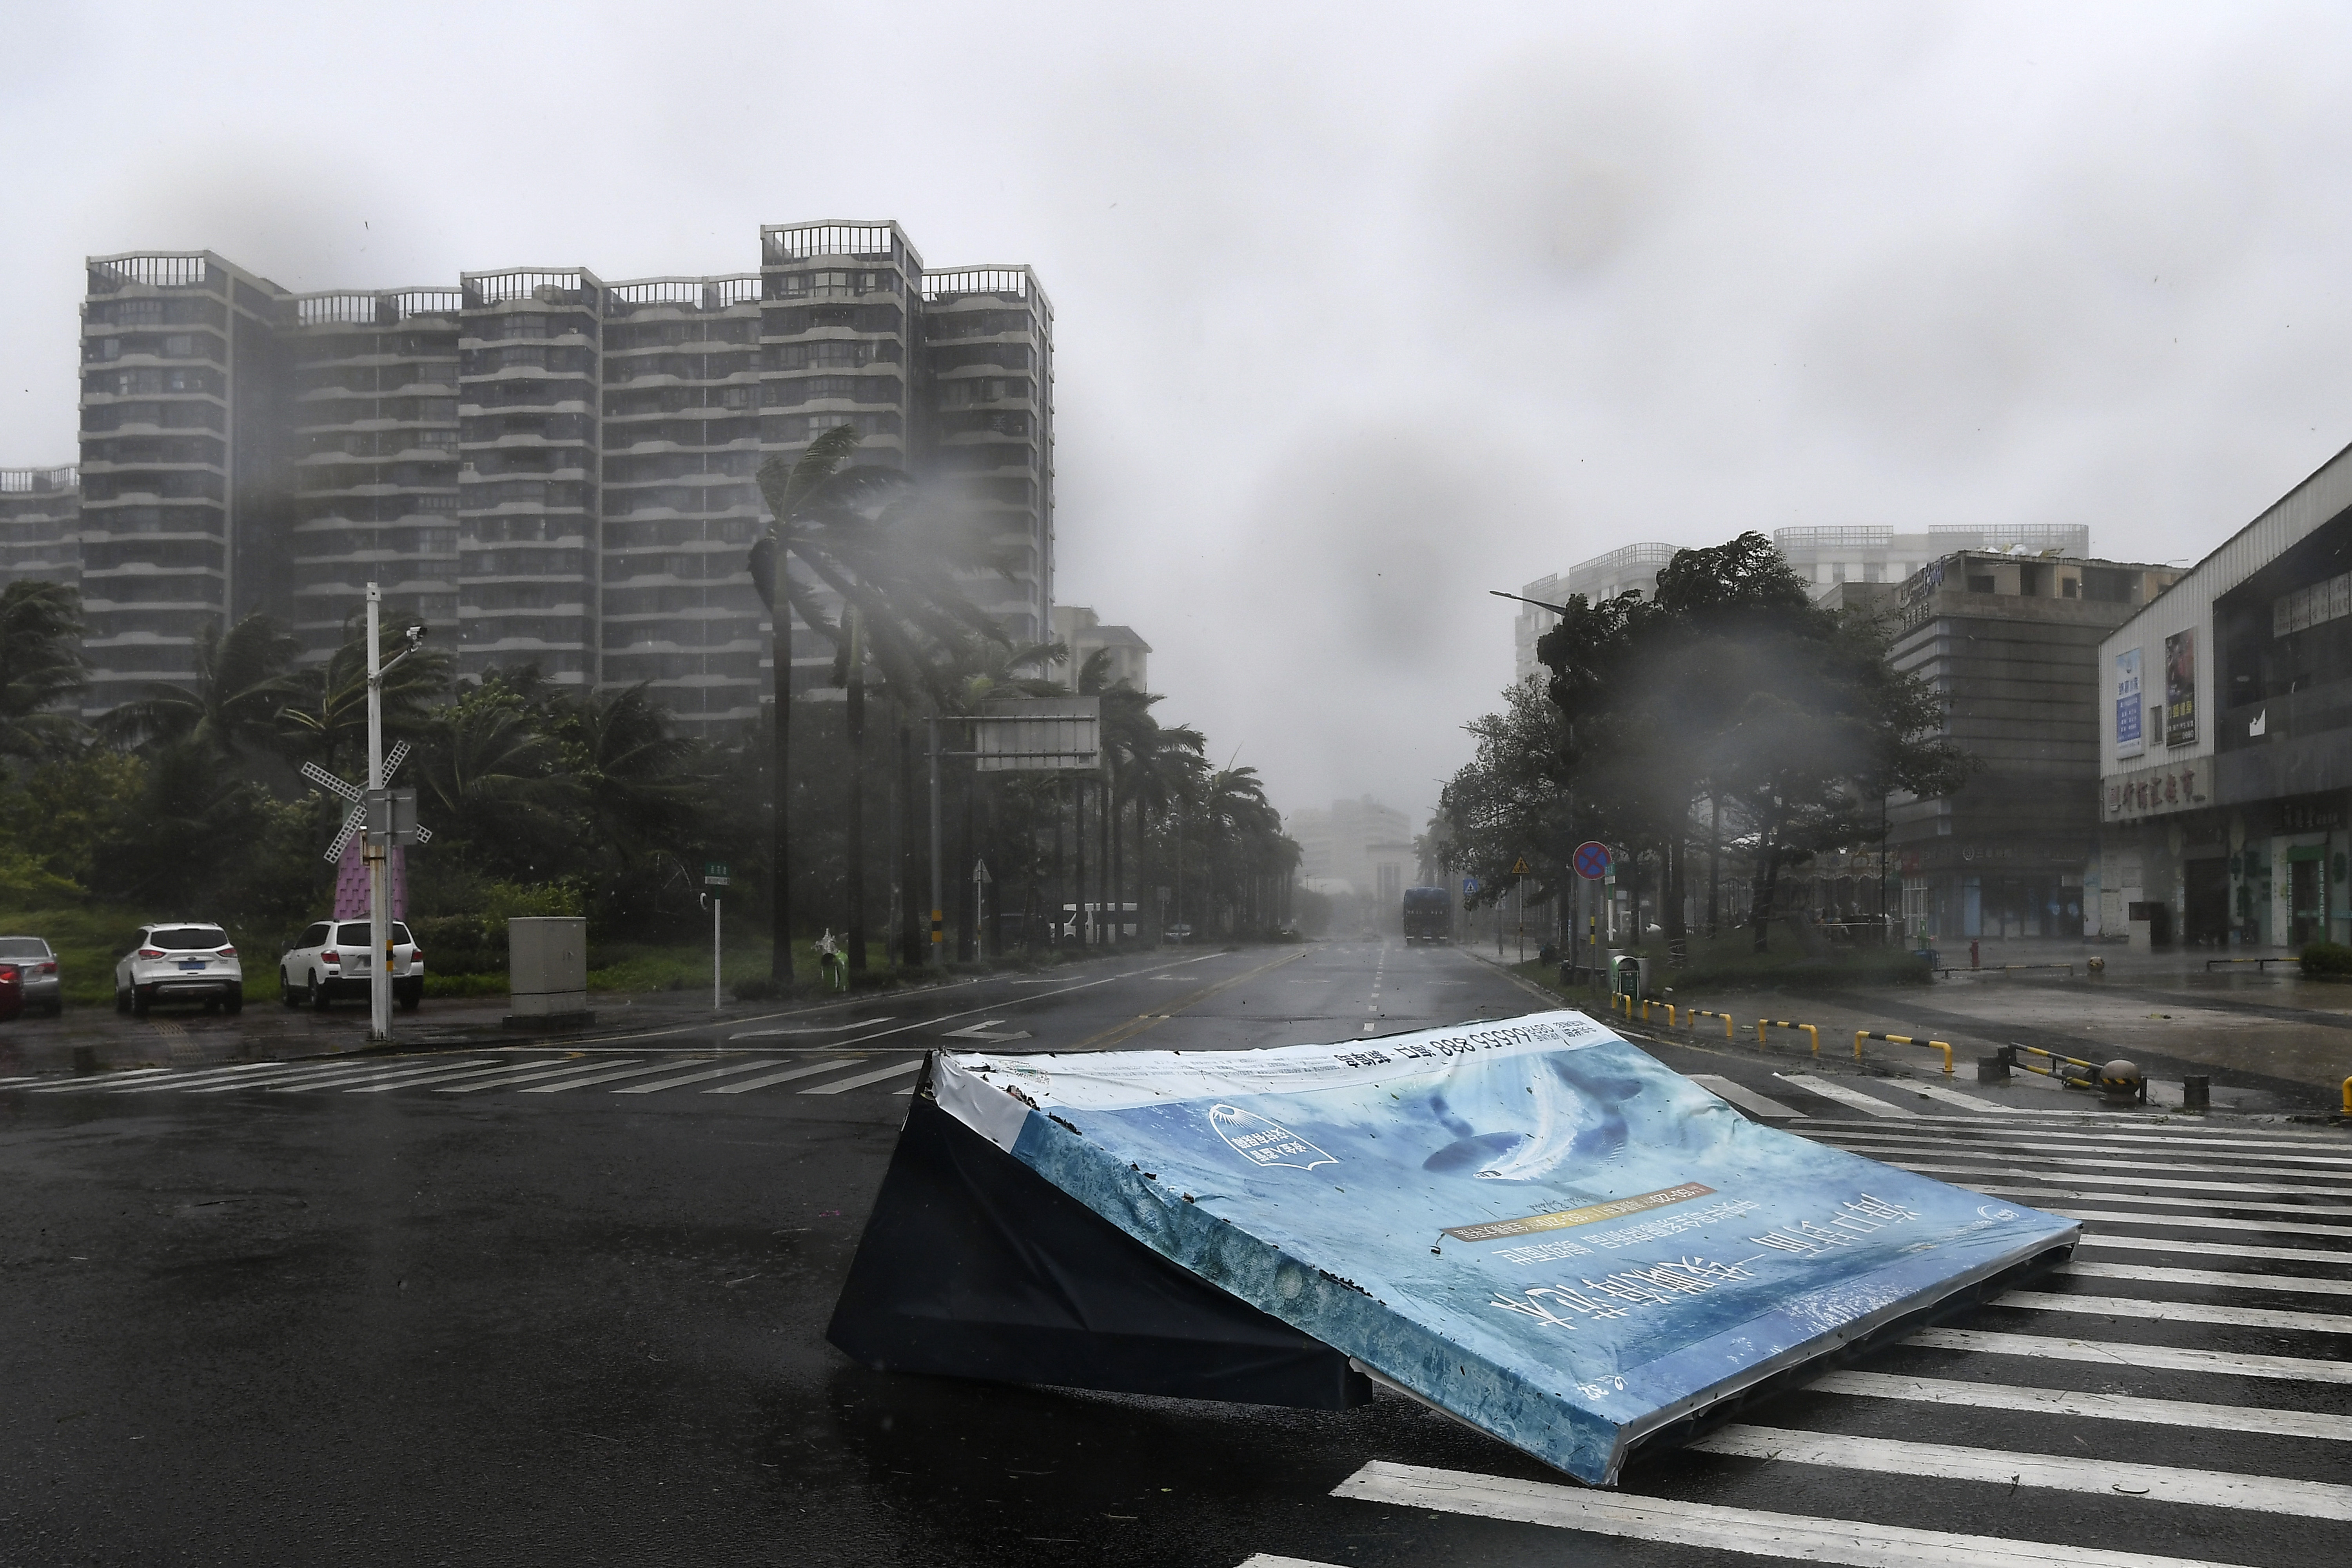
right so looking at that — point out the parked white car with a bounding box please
[0,936,62,1015]
[279,919,423,1011]
[114,923,243,1016]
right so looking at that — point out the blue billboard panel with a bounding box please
[932,1011,2077,1485]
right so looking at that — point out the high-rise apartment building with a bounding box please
[283,287,462,664]
[49,223,1054,736]
[0,466,79,592]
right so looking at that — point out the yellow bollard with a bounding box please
[1758,1020,1821,1056]
[2342,1076,2351,1116]
[1854,1031,1955,1076]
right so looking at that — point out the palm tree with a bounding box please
[0,581,87,763]
[102,611,296,759]
[274,616,454,776]
[749,426,1011,981]
[411,681,575,875]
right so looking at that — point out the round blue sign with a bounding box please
[1573,841,1613,880]
[1461,877,1480,896]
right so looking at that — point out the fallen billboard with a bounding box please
[829,1009,2077,1485]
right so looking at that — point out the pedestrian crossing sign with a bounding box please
[1511,858,1531,875]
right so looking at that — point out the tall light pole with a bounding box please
[362,583,427,1044]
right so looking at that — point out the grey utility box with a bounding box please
[505,916,593,1029]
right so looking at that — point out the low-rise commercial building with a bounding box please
[1872,551,2179,942]
[2098,442,2352,949]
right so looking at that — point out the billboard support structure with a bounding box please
[927,700,1102,965]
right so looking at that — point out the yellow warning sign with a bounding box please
[1511,858,1531,875]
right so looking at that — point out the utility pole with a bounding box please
[365,586,391,1042]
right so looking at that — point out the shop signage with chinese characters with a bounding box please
[2164,629,2198,748]
[2105,760,2210,820]
[2114,648,2144,759]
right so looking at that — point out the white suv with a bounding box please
[114,923,243,1016]
[279,919,424,1011]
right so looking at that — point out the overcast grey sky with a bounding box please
[8,2,2352,833]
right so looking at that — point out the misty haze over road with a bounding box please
[6,2,2350,824]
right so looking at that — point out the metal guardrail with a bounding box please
[1757,1019,1820,1056]
[1855,1030,1954,1075]
[1937,962,2075,978]
[2207,956,2295,972]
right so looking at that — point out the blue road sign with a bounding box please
[1462,877,1481,897]
[1573,841,1613,880]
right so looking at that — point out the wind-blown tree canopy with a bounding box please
[0,580,88,763]
[275,615,456,774]
[1492,530,1969,951]
[101,611,297,759]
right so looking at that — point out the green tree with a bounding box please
[275,615,454,775]
[0,581,88,764]
[102,612,297,760]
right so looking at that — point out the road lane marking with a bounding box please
[108,1063,285,1092]
[1820,1138,2352,1183]
[28,1068,182,1093]
[1776,1073,1920,1118]
[435,1060,628,1094]
[612,1060,782,1094]
[1906,1327,2352,1383]
[703,1058,861,1094]
[1693,1423,2352,1519]
[1811,1368,2352,1439]
[1826,1131,2352,1168]
[1067,947,1313,1051]
[185,1060,418,1093]
[1967,1185,2352,1221]
[2077,1233,2351,1265]
[520,1060,746,1093]
[1898,1082,2021,1114]
[799,1058,924,1094]
[347,1058,575,1093]
[271,1060,499,1093]
[1813,1124,2352,1155]
[2038,1206,2352,1238]
[730,1018,894,1039]
[1333,1459,2255,1568]
[1866,1160,2352,1201]
[2063,1259,2352,1297]
[1995,1289,2352,1333]
[1688,1074,1808,1119]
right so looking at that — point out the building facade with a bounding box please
[1287,795,1412,903]
[2098,442,2352,949]
[1775,524,2091,601]
[1864,552,2180,942]
[0,466,79,592]
[1051,605,1150,692]
[48,225,1053,736]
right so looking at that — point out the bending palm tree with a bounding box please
[750,427,1011,982]
[102,612,296,759]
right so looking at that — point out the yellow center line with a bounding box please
[1067,947,1313,1051]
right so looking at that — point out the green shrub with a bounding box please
[2300,941,2352,977]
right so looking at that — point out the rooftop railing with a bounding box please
[294,289,466,327]
[88,253,215,292]
[1775,526,1893,549]
[605,276,762,313]
[1928,524,2091,551]
[463,269,601,308]
[0,466,78,493]
[923,267,1029,301]
[762,223,906,265]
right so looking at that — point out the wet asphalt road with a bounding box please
[3,940,2346,1566]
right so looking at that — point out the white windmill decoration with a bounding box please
[302,742,432,920]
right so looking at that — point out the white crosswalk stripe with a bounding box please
[1302,1108,2352,1568]
[799,1057,924,1094]
[1690,1425,2352,1519]
[1775,1072,1922,1118]
[4,1048,944,1105]
[1689,1073,1808,1118]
